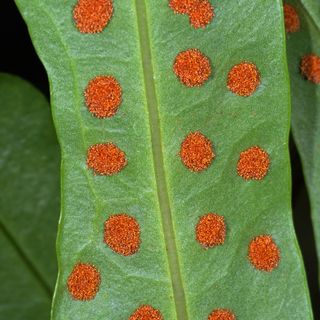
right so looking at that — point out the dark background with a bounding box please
[0,0,319,318]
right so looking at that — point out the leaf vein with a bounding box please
[134,1,188,319]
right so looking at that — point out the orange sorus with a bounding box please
[248,235,280,272]
[85,76,122,118]
[196,213,226,248]
[169,0,214,29]
[87,143,127,176]
[73,0,113,33]
[208,309,236,320]
[180,131,214,172]
[169,0,198,14]
[104,214,140,256]
[227,62,260,96]
[189,1,214,29]
[300,54,320,84]
[283,3,300,33]
[173,49,211,87]
[237,146,270,180]
[129,305,163,320]
[67,263,100,300]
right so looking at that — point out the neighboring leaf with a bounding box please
[15,1,313,319]
[0,73,60,319]
[285,0,320,277]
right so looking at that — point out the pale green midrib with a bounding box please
[0,219,52,298]
[134,1,188,320]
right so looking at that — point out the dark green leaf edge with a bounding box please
[0,72,60,319]
[287,0,320,281]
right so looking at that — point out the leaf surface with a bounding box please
[0,73,60,319]
[286,0,320,279]
[15,1,313,319]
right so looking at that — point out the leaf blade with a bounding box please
[14,1,314,319]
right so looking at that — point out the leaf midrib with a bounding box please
[134,1,188,319]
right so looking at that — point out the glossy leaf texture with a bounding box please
[0,73,60,319]
[15,0,313,319]
[286,0,320,280]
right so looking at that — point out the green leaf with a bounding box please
[0,73,60,319]
[286,0,320,278]
[15,0,313,319]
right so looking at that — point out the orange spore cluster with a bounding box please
[104,214,140,256]
[300,54,320,84]
[87,143,127,176]
[189,1,214,29]
[208,309,236,320]
[237,146,270,180]
[173,49,211,87]
[169,0,195,14]
[73,0,113,33]
[227,62,260,96]
[67,263,100,300]
[196,213,226,248]
[85,76,122,118]
[129,305,163,320]
[169,0,214,29]
[248,235,280,272]
[283,4,300,33]
[180,131,214,172]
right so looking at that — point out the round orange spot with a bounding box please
[85,76,122,118]
[208,309,236,320]
[227,62,260,96]
[129,305,163,320]
[189,1,214,29]
[67,263,100,300]
[284,4,300,33]
[87,143,127,176]
[237,146,270,180]
[300,54,320,84]
[173,49,211,87]
[73,0,113,34]
[196,213,226,248]
[169,0,196,14]
[169,0,214,28]
[104,214,140,256]
[179,131,214,172]
[248,235,280,272]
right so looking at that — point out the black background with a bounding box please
[0,0,319,317]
